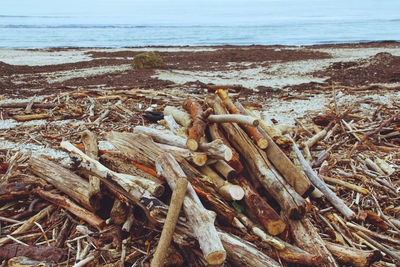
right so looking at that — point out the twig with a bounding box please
[356,231,400,263]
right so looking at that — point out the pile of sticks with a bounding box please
[0,89,399,266]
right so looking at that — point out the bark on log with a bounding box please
[235,175,287,236]
[284,215,339,267]
[206,95,306,220]
[217,230,280,267]
[81,130,102,211]
[110,199,129,225]
[183,98,207,151]
[163,106,192,128]
[285,134,356,220]
[156,153,226,265]
[33,188,105,229]
[0,183,30,202]
[29,155,92,210]
[235,102,314,197]
[325,241,381,267]
[199,166,244,201]
[216,89,268,149]
[206,114,259,126]
[208,123,244,173]
[0,244,67,263]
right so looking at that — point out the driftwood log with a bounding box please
[183,98,207,151]
[81,130,102,210]
[325,241,381,267]
[156,153,226,265]
[206,95,306,220]
[163,105,192,128]
[235,102,314,197]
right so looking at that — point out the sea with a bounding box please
[1,0,400,49]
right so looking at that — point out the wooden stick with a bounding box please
[216,89,268,149]
[110,199,129,225]
[81,130,102,211]
[183,98,207,151]
[199,166,244,201]
[213,160,237,180]
[356,231,400,263]
[285,134,356,220]
[206,114,259,126]
[156,153,226,265]
[235,102,314,197]
[33,188,105,229]
[163,114,182,135]
[0,244,67,263]
[207,95,306,220]
[235,175,286,235]
[322,176,370,194]
[0,205,55,246]
[163,106,192,128]
[325,241,381,267]
[151,178,188,267]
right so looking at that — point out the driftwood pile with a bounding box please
[0,87,399,266]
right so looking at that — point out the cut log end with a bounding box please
[224,148,233,162]
[219,184,245,201]
[186,139,199,151]
[268,221,287,236]
[257,138,269,149]
[193,153,207,166]
[206,251,227,265]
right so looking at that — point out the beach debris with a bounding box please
[0,83,399,267]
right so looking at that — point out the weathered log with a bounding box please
[151,178,188,267]
[208,123,244,173]
[283,215,339,267]
[206,114,259,126]
[0,205,56,246]
[183,98,207,151]
[199,165,244,201]
[162,114,182,135]
[156,153,226,265]
[206,95,306,220]
[134,126,232,161]
[156,142,207,166]
[217,230,280,267]
[33,188,105,229]
[55,218,71,248]
[286,134,356,220]
[0,102,59,109]
[81,130,102,211]
[61,141,164,198]
[0,244,67,263]
[235,175,286,236]
[213,160,237,180]
[163,105,192,128]
[61,141,168,225]
[216,89,268,149]
[29,155,92,210]
[235,102,314,197]
[325,241,381,267]
[99,154,163,185]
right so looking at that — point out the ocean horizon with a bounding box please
[1,0,400,49]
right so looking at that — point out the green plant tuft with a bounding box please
[131,52,166,69]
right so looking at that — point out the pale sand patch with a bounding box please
[44,64,132,83]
